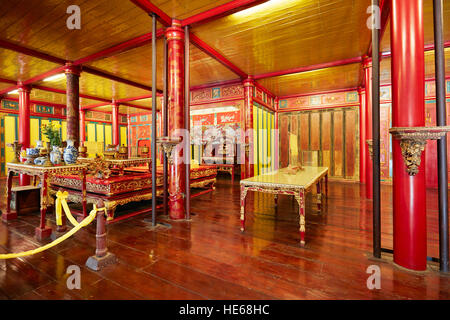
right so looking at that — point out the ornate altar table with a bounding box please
[240,166,328,246]
[77,157,151,175]
[3,163,88,240]
[50,171,164,223]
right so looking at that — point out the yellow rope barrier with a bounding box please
[0,191,104,260]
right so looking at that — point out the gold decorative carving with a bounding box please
[390,126,450,176]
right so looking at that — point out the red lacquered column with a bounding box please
[18,84,31,186]
[363,59,373,198]
[274,97,279,171]
[166,20,186,220]
[358,87,366,184]
[391,0,427,271]
[65,63,81,148]
[243,78,254,178]
[80,109,86,143]
[112,102,120,146]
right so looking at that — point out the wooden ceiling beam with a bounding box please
[181,0,268,27]
[129,0,172,26]
[190,32,247,79]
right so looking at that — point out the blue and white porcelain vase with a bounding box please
[50,145,62,165]
[63,139,78,165]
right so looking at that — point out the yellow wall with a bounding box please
[253,104,275,176]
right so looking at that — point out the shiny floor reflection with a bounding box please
[0,176,449,300]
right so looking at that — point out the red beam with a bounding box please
[189,33,247,79]
[4,96,66,108]
[73,29,165,65]
[278,87,359,100]
[81,103,110,110]
[129,0,172,26]
[181,0,268,27]
[115,94,154,103]
[0,39,66,65]
[0,85,19,95]
[0,77,17,85]
[253,56,363,80]
[33,85,111,103]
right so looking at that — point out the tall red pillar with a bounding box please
[65,63,81,148]
[243,78,254,178]
[112,102,120,146]
[166,20,186,220]
[391,0,427,271]
[18,84,31,186]
[363,58,373,198]
[358,87,367,184]
[80,109,86,143]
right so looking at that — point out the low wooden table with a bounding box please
[3,163,88,240]
[240,166,328,246]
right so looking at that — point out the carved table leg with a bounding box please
[86,201,116,271]
[325,174,328,199]
[240,185,247,232]
[316,181,322,211]
[2,170,17,221]
[35,172,52,240]
[274,194,278,207]
[295,189,306,247]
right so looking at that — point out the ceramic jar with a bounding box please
[63,139,78,165]
[50,145,62,165]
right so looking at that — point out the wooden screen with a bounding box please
[278,106,360,180]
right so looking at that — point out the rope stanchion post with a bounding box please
[85,200,116,271]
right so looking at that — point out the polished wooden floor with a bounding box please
[0,176,449,300]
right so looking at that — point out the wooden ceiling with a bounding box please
[0,0,449,114]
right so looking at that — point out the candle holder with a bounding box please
[7,141,22,163]
[390,126,450,176]
[78,142,88,158]
[117,145,128,160]
[157,136,182,164]
[140,145,150,158]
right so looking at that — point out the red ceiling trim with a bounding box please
[253,56,363,80]
[181,0,268,27]
[3,96,66,108]
[129,0,172,26]
[73,29,165,66]
[189,33,247,79]
[190,79,242,91]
